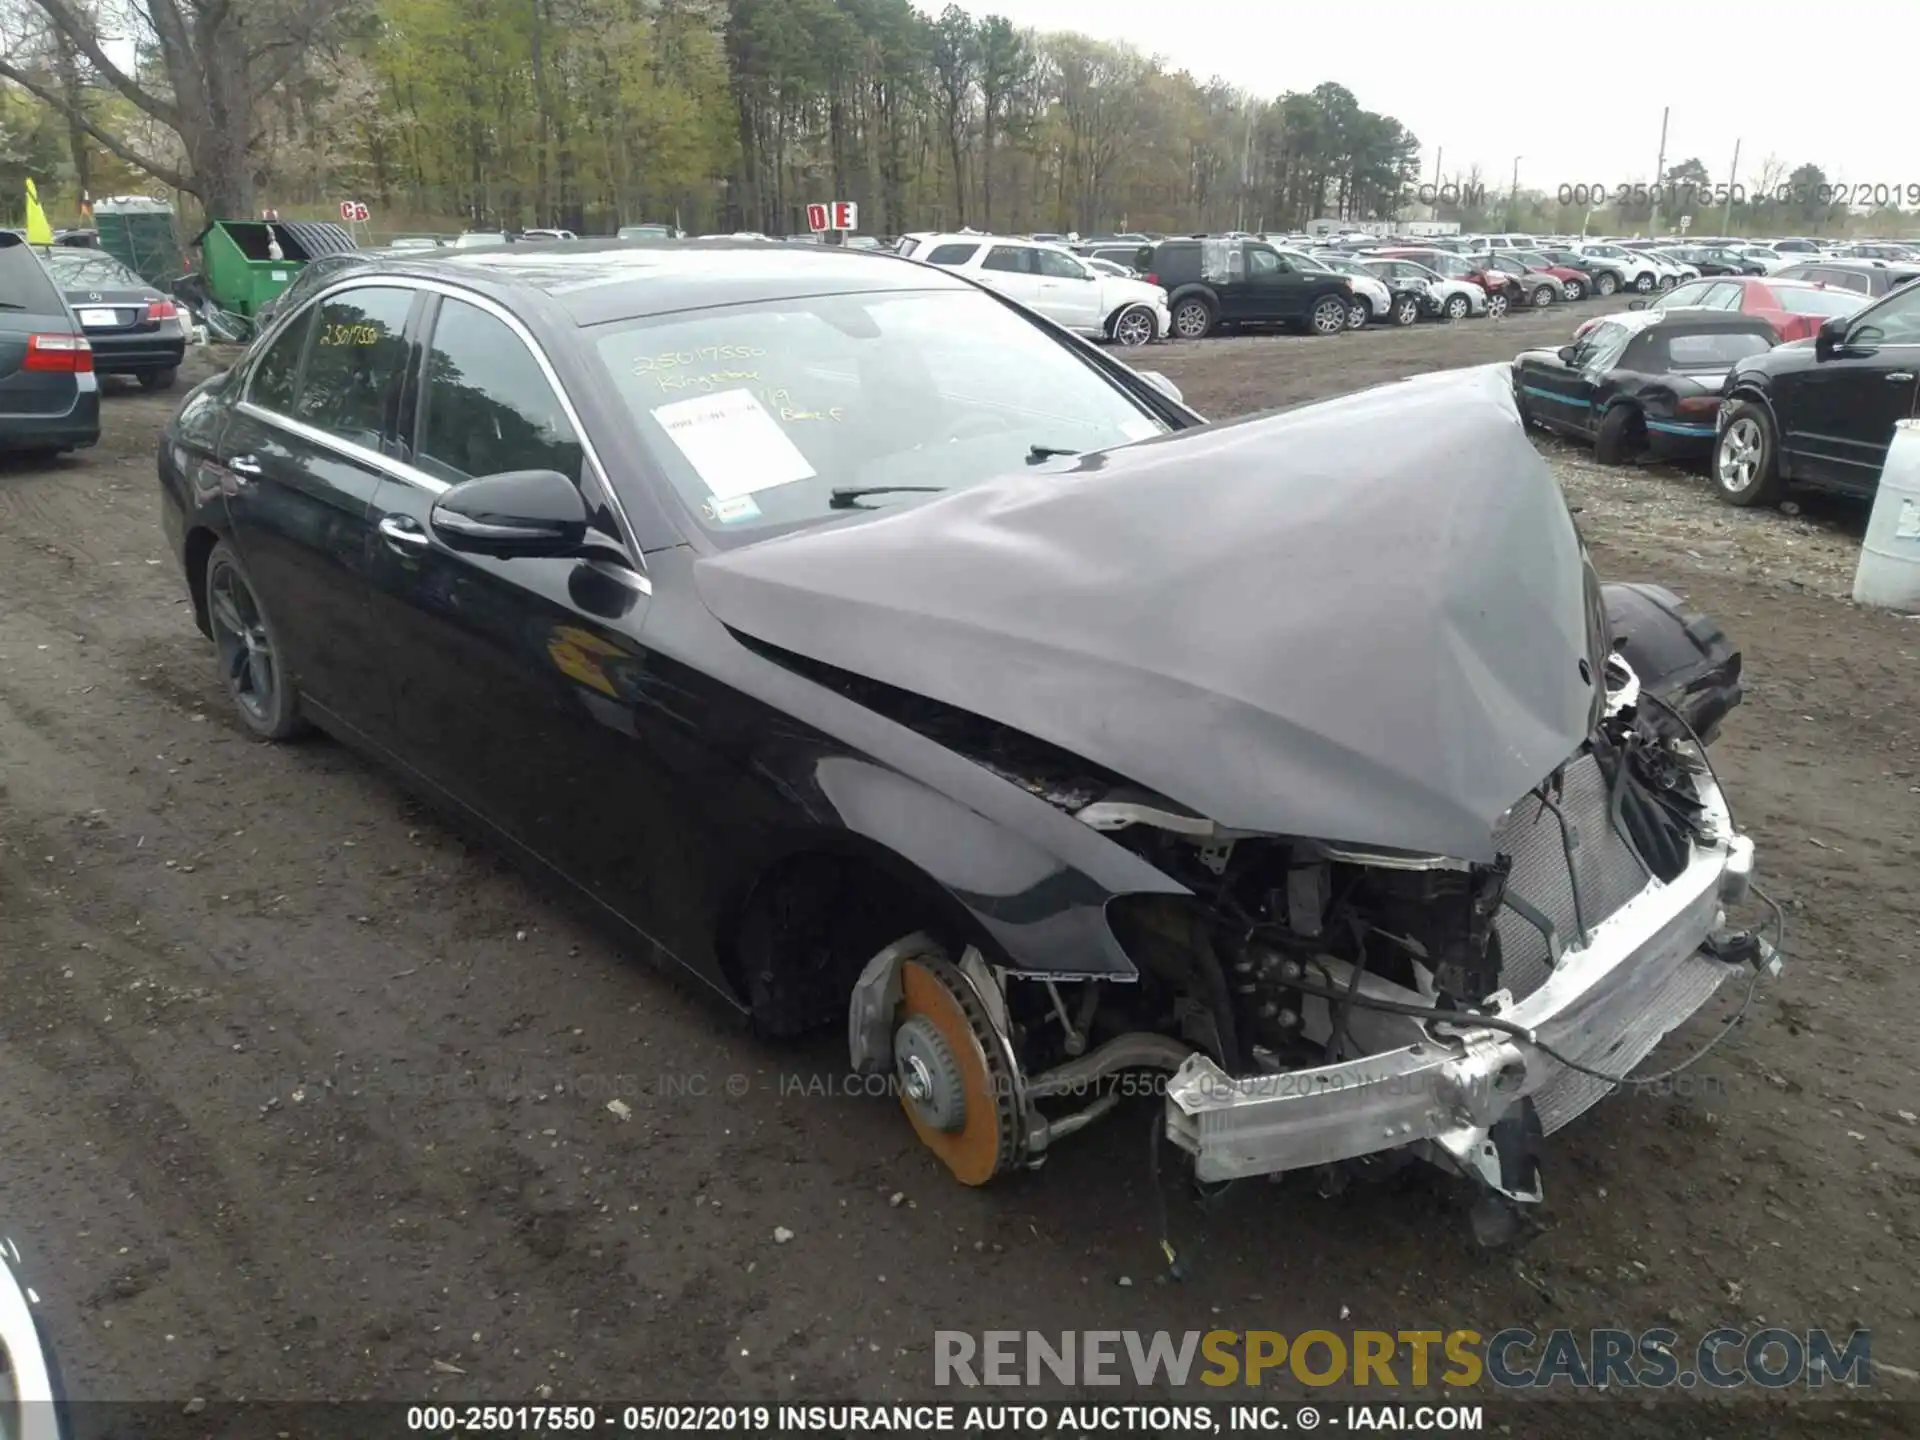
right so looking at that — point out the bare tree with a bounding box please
[0,0,347,217]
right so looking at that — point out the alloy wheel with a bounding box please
[1312,297,1349,335]
[1716,417,1763,494]
[1114,306,1154,347]
[208,562,278,727]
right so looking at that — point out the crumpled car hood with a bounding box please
[694,365,1601,862]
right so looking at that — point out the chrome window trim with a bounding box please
[236,272,650,592]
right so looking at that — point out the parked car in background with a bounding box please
[1139,236,1354,338]
[452,232,513,248]
[0,231,99,456]
[1574,277,1867,344]
[1773,258,1920,298]
[1730,245,1792,273]
[911,234,1170,346]
[617,224,681,240]
[1667,245,1765,277]
[1714,279,1920,506]
[1571,243,1677,294]
[1284,250,1389,328]
[1508,250,1591,301]
[521,228,579,242]
[1309,253,1422,325]
[40,245,187,390]
[1371,248,1518,316]
[388,236,445,251]
[1484,254,1565,308]
[1514,310,1777,465]
[1362,256,1488,320]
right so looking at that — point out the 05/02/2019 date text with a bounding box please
[1557,180,1920,209]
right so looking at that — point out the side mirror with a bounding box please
[1137,369,1184,405]
[1556,345,1579,365]
[431,469,588,557]
[1626,298,1648,310]
[1814,313,1850,360]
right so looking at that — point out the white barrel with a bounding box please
[1853,417,1920,611]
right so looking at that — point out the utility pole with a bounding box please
[1509,155,1521,229]
[1430,146,1443,221]
[1647,105,1670,237]
[1721,138,1741,235]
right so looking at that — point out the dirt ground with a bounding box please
[2,308,1915,1435]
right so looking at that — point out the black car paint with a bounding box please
[159,246,1204,1017]
[158,246,1725,1032]
[1141,238,1350,335]
[1718,284,1920,497]
[1514,312,1777,460]
[41,250,185,379]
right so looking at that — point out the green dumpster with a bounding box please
[191,219,359,317]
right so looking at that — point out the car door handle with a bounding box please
[226,455,262,477]
[1888,372,1915,382]
[377,515,431,549]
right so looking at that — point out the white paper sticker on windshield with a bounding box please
[652,388,816,499]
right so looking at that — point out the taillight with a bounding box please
[1675,395,1719,414]
[145,299,178,321]
[1143,272,1158,286]
[23,334,93,373]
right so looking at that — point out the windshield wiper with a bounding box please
[1027,445,1080,463]
[827,484,946,510]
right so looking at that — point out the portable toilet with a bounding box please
[191,219,359,317]
[94,196,182,289]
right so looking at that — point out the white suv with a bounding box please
[905,233,1171,347]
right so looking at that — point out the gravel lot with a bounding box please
[1,307,1913,1435]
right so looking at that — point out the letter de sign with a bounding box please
[806,201,858,233]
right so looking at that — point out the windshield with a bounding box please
[43,249,145,289]
[592,288,1171,539]
[1773,286,1866,317]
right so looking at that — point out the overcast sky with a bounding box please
[958,0,1891,195]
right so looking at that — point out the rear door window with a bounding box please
[292,286,417,450]
[981,246,1033,274]
[0,237,65,314]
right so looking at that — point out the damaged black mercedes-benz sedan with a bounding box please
[158,243,1779,1219]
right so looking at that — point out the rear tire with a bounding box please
[1562,277,1586,301]
[1309,294,1350,336]
[1485,290,1510,319]
[1444,292,1472,320]
[1713,403,1784,507]
[204,541,307,741]
[1392,294,1420,326]
[1594,271,1620,297]
[1170,296,1214,340]
[140,367,178,391]
[1594,405,1645,466]
[1531,285,1555,308]
[1346,298,1370,330]
[1634,271,1657,293]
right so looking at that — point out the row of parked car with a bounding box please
[890,227,1916,348]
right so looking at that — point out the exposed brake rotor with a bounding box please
[894,955,1022,1185]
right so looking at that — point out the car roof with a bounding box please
[335,238,957,326]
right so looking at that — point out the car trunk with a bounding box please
[0,238,82,418]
